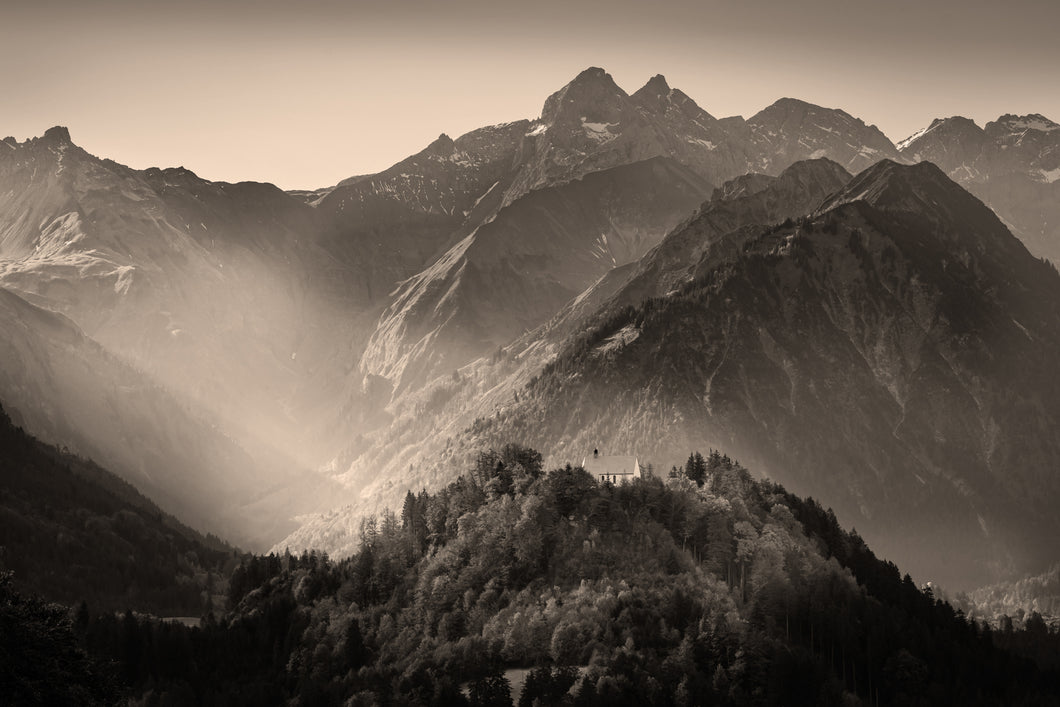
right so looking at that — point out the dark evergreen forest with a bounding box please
[3,436,1059,705]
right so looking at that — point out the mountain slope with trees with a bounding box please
[438,161,1060,590]
[38,445,1060,705]
[0,401,233,615]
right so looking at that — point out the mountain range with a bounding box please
[897,113,1060,264]
[279,155,1060,589]
[2,67,1059,591]
[456,159,1060,588]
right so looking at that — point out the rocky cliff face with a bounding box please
[359,157,712,391]
[315,122,532,305]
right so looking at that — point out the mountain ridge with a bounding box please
[329,69,914,397]
[897,111,1060,263]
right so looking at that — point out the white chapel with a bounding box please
[582,448,641,484]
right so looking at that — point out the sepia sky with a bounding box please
[3,0,1057,189]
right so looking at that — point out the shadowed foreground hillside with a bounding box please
[0,402,233,615]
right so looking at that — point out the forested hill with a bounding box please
[49,445,1060,706]
[0,401,234,615]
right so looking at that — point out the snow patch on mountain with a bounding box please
[897,123,937,151]
[1001,116,1060,133]
[581,119,619,143]
[469,181,500,212]
[1036,167,1060,183]
[686,137,717,150]
[113,265,135,295]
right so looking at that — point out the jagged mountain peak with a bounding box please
[571,66,611,83]
[988,113,1060,134]
[818,159,1023,257]
[766,96,815,110]
[935,115,980,129]
[141,165,203,182]
[633,73,671,98]
[752,97,847,124]
[823,158,958,209]
[0,126,78,160]
[896,116,984,152]
[631,74,716,123]
[540,67,628,124]
[41,125,72,144]
[752,97,860,128]
[425,132,456,154]
[746,98,898,175]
